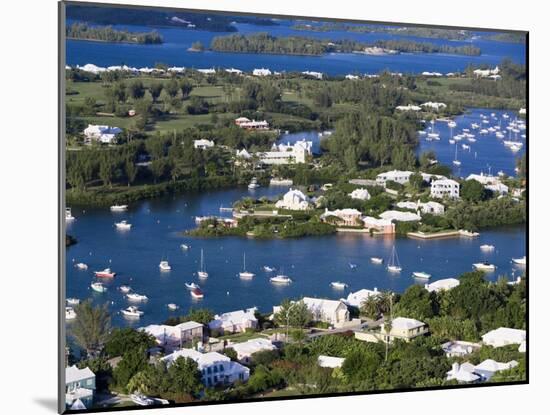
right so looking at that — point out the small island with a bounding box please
[66,22,163,44]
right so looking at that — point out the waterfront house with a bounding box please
[65,365,96,409]
[320,208,363,227]
[441,340,482,357]
[140,321,204,349]
[379,210,422,222]
[302,297,350,326]
[258,140,312,165]
[162,348,249,386]
[318,355,345,368]
[349,188,371,200]
[197,68,216,74]
[481,327,526,348]
[362,216,395,234]
[376,170,414,186]
[229,338,277,364]
[83,124,122,144]
[253,68,272,76]
[193,139,215,149]
[275,188,312,211]
[344,288,380,308]
[431,179,460,199]
[209,308,258,334]
[424,278,460,293]
[355,317,428,344]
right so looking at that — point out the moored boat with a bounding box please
[75,262,88,270]
[480,244,495,251]
[94,268,116,278]
[512,256,526,266]
[197,249,208,278]
[119,285,132,293]
[115,220,132,230]
[263,265,276,272]
[185,282,200,290]
[248,177,260,189]
[370,257,384,264]
[330,281,348,289]
[167,303,179,311]
[159,260,171,271]
[126,292,148,302]
[121,306,144,318]
[473,262,496,271]
[110,204,128,212]
[65,207,75,221]
[387,246,402,273]
[66,298,80,306]
[239,252,255,279]
[66,307,77,320]
[191,287,204,299]
[270,275,292,284]
[130,394,155,406]
[180,244,191,250]
[91,282,107,293]
[412,271,431,279]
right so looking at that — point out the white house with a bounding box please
[302,297,350,326]
[162,348,249,386]
[83,124,122,144]
[396,201,445,215]
[474,359,518,381]
[302,71,323,79]
[235,148,252,160]
[379,210,422,222]
[396,104,421,112]
[349,188,371,200]
[253,68,272,76]
[421,102,447,111]
[473,66,500,78]
[194,139,215,149]
[225,68,243,75]
[441,340,481,357]
[422,71,443,77]
[318,355,345,368]
[275,188,311,211]
[481,327,526,348]
[431,179,460,199]
[320,208,363,227]
[345,74,360,80]
[376,170,413,186]
[209,308,258,334]
[258,140,312,165]
[446,362,480,383]
[362,216,396,234]
[140,321,204,349]
[344,288,380,308]
[197,68,216,75]
[424,278,460,293]
[466,173,509,195]
[65,365,96,409]
[229,338,277,364]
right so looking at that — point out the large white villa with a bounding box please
[430,178,460,199]
[481,327,526,348]
[302,297,350,326]
[258,140,312,165]
[344,288,381,308]
[162,348,250,386]
[83,124,122,144]
[275,188,312,210]
[140,321,204,349]
[209,308,258,334]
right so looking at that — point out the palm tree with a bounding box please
[71,300,111,358]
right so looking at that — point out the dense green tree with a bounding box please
[113,347,150,392]
[274,299,313,328]
[105,328,156,358]
[70,300,111,357]
[461,179,486,201]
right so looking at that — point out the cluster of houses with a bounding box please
[375,170,461,199]
[66,277,526,409]
[466,172,509,195]
[473,65,502,80]
[235,140,314,166]
[396,102,447,112]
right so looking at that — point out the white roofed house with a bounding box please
[320,208,363,227]
[474,359,518,381]
[162,348,249,387]
[318,355,345,368]
[229,338,277,364]
[362,216,395,234]
[446,362,480,383]
[424,278,460,293]
[258,140,312,165]
[209,308,258,335]
[302,297,350,327]
[421,102,447,111]
[395,104,421,112]
[379,210,422,222]
[140,321,204,350]
[253,68,272,76]
[441,340,481,358]
[355,317,428,343]
[344,288,380,308]
[194,139,215,149]
[431,178,460,199]
[481,327,526,348]
[395,200,445,216]
[65,365,96,409]
[235,148,252,163]
[349,188,371,200]
[275,188,312,211]
[376,170,413,186]
[83,124,122,144]
[466,173,509,195]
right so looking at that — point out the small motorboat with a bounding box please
[66,307,77,320]
[248,177,260,189]
[412,271,431,279]
[263,266,276,272]
[119,285,132,293]
[370,257,384,264]
[180,244,191,250]
[121,306,144,318]
[348,263,358,270]
[167,303,179,311]
[452,160,462,166]
[159,260,172,271]
[66,298,80,306]
[185,282,200,290]
[91,282,107,293]
[94,268,116,278]
[197,271,209,279]
[110,204,128,212]
[130,394,155,406]
[65,208,75,221]
[512,256,526,266]
[270,275,292,284]
[126,293,148,302]
[330,281,348,289]
[191,287,204,299]
[473,262,496,272]
[115,220,132,230]
[75,263,88,270]
[480,244,495,251]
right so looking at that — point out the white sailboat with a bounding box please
[239,253,255,279]
[453,144,461,166]
[387,246,402,273]
[198,249,209,278]
[427,120,440,139]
